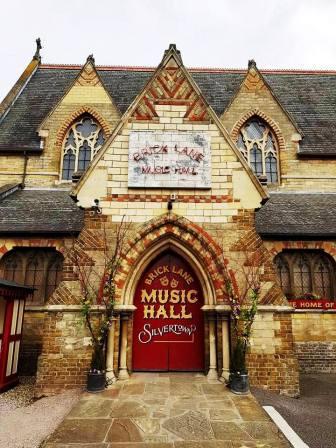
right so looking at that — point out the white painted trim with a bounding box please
[263,405,309,448]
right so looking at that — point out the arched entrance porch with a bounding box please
[105,215,231,383]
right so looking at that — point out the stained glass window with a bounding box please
[237,118,279,184]
[61,115,105,180]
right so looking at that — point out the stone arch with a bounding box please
[55,106,112,151]
[115,214,228,306]
[231,108,286,153]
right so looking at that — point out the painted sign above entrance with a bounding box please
[128,131,211,188]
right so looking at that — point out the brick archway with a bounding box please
[55,106,112,152]
[115,214,228,306]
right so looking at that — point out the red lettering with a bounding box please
[141,166,170,174]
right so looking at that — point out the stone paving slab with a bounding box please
[42,373,290,448]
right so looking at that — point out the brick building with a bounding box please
[0,42,335,397]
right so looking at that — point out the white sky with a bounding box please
[1,0,336,101]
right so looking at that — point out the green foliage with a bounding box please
[225,261,260,375]
[75,218,130,373]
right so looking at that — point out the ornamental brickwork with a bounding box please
[2,44,336,398]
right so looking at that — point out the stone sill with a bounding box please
[25,304,295,314]
[293,309,336,314]
[25,304,137,313]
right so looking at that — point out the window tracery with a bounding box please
[237,118,279,183]
[61,115,105,181]
[0,249,64,304]
[274,251,335,300]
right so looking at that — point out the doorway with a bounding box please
[132,251,204,371]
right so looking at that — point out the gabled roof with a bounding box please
[222,60,302,136]
[0,186,84,234]
[1,57,336,154]
[256,193,336,237]
[37,56,120,132]
[72,44,267,200]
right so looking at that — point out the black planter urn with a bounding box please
[229,372,249,395]
[87,371,106,392]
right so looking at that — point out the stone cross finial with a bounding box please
[248,59,257,70]
[33,38,42,61]
[87,54,95,65]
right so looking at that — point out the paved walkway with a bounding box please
[43,373,290,448]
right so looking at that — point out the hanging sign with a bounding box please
[128,131,211,188]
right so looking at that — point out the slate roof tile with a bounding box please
[255,193,336,237]
[1,66,335,155]
[0,188,84,234]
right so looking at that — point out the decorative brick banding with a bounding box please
[114,213,228,303]
[103,194,233,203]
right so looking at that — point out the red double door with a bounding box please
[132,251,204,371]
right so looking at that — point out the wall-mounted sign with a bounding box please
[289,299,336,310]
[128,131,211,188]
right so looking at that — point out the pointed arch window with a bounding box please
[275,255,291,298]
[0,249,64,305]
[274,250,336,300]
[293,255,311,297]
[61,115,105,181]
[237,117,279,184]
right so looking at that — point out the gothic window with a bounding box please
[275,256,291,297]
[274,251,336,300]
[0,249,64,305]
[25,255,44,303]
[293,255,311,297]
[2,253,24,284]
[237,118,279,184]
[61,115,105,181]
[46,256,63,299]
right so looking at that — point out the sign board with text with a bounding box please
[289,299,336,310]
[128,131,211,188]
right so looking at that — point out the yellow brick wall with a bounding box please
[292,312,336,342]
[0,79,120,188]
[77,104,263,222]
[249,311,281,355]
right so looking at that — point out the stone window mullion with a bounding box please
[61,115,105,181]
[237,117,279,184]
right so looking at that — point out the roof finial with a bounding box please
[163,43,182,62]
[33,38,42,61]
[86,54,95,65]
[248,59,257,70]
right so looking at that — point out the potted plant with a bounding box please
[73,216,130,392]
[224,252,260,394]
